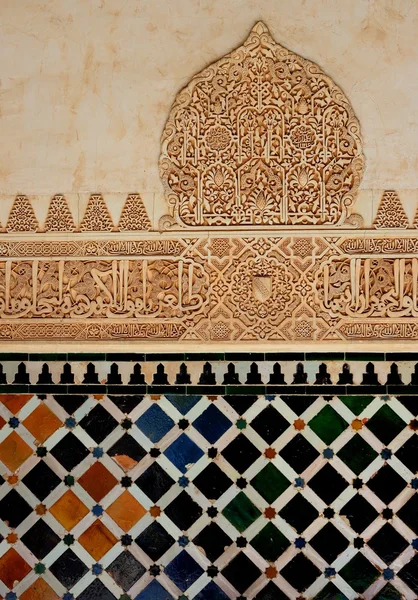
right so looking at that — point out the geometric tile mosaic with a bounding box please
[1,386,418,598]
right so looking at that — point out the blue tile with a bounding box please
[193,404,232,443]
[165,550,204,591]
[164,434,204,473]
[136,404,174,442]
[165,394,202,415]
[194,582,230,600]
[135,580,174,600]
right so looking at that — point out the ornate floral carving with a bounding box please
[118,194,151,231]
[43,195,76,232]
[6,196,38,233]
[373,191,409,229]
[80,195,114,232]
[160,21,364,228]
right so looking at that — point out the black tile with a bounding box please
[135,521,175,561]
[224,395,258,415]
[50,549,89,588]
[79,404,119,443]
[398,494,418,533]
[280,395,318,415]
[50,432,89,471]
[398,554,418,594]
[193,463,233,500]
[193,522,232,562]
[107,550,146,590]
[53,394,88,414]
[146,353,185,361]
[345,352,385,361]
[165,491,203,531]
[254,582,290,600]
[222,433,261,474]
[184,353,225,361]
[280,553,320,592]
[251,405,289,444]
[266,353,304,361]
[279,493,318,533]
[339,494,378,533]
[134,463,174,502]
[279,434,319,473]
[310,523,349,563]
[0,489,32,528]
[306,353,345,361]
[366,405,406,444]
[107,395,144,414]
[106,353,145,362]
[313,583,349,600]
[21,519,60,559]
[395,435,418,473]
[368,523,408,564]
[222,552,261,594]
[108,434,147,468]
[367,464,406,504]
[397,396,418,416]
[77,578,117,600]
[308,464,348,505]
[22,460,61,500]
[225,353,265,361]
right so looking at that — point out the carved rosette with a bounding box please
[160,21,364,228]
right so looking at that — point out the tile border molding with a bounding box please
[2,22,418,349]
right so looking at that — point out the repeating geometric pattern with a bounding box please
[1,388,418,599]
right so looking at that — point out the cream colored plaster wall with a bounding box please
[1,0,418,224]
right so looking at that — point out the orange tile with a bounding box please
[106,490,146,532]
[0,432,33,472]
[78,520,117,560]
[49,490,89,531]
[0,548,31,588]
[0,394,32,415]
[23,404,62,443]
[20,578,59,600]
[78,462,118,502]
[0,415,6,430]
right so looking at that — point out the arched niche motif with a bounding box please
[160,22,364,229]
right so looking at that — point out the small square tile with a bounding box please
[106,550,146,591]
[19,578,59,600]
[23,404,62,443]
[106,490,146,532]
[49,489,89,530]
[78,520,118,560]
[78,461,118,502]
[0,548,31,588]
[0,431,33,471]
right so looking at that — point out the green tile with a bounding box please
[366,405,406,444]
[339,395,374,416]
[376,584,403,600]
[339,553,379,594]
[222,492,261,532]
[313,583,349,600]
[251,463,290,504]
[337,435,378,475]
[308,405,347,444]
[250,522,290,561]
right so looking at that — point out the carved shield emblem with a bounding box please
[252,276,272,302]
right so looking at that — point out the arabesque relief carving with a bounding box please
[160,22,364,228]
[2,23,418,345]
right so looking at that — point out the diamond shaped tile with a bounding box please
[77,579,117,600]
[0,548,31,588]
[49,549,88,589]
[366,405,405,444]
[280,553,321,592]
[49,489,89,530]
[251,522,290,561]
[79,404,119,443]
[165,491,203,531]
[135,521,175,561]
[164,433,204,473]
[222,552,261,594]
[398,493,418,534]
[339,552,379,594]
[78,461,118,502]
[340,494,378,533]
[22,460,61,501]
[108,394,144,414]
[53,394,88,414]
[339,395,374,416]
[368,523,408,564]
[280,395,317,415]
[279,434,320,473]
[194,582,230,600]
[374,583,403,600]
[193,462,233,500]
[23,404,62,443]
[224,395,257,415]
[106,490,146,532]
[398,554,418,595]
[108,433,147,471]
[395,435,418,473]
[193,404,232,443]
[166,394,202,415]
[135,580,174,600]
[309,405,347,444]
[222,433,261,474]
[136,403,175,442]
[134,462,175,502]
[0,489,32,528]
[308,464,348,505]
[21,519,60,559]
[309,523,350,563]
[0,393,32,414]
[337,435,378,475]
[20,578,59,600]
[223,492,262,533]
[279,493,319,533]
[107,550,146,591]
[251,405,289,444]
[0,431,32,471]
[251,463,290,503]
[313,583,349,599]
[193,522,232,562]
[367,464,406,504]
[78,519,118,560]
[165,550,204,592]
[50,432,89,471]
